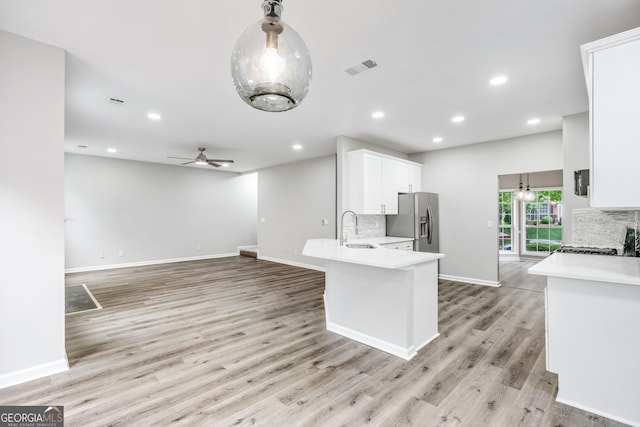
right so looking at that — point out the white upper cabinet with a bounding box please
[347,149,423,215]
[581,27,640,208]
[409,164,422,193]
[347,151,383,214]
[381,157,405,214]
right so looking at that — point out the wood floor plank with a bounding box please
[0,256,626,426]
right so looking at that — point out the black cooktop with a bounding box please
[556,246,619,256]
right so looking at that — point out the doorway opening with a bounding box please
[498,170,563,282]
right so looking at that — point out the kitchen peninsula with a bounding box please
[303,239,444,360]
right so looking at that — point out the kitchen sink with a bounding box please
[345,243,377,249]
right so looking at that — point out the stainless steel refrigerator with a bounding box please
[386,192,439,252]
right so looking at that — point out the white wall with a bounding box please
[65,154,257,270]
[562,112,590,243]
[0,31,68,387]
[257,155,336,269]
[410,131,563,285]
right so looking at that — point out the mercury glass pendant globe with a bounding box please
[231,0,312,112]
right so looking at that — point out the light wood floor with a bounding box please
[499,260,547,292]
[0,257,627,426]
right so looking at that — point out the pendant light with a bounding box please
[231,0,312,112]
[515,174,526,201]
[524,174,536,202]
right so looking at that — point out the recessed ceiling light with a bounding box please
[292,144,302,150]
[221,163,230,167]
[106,148,117,153]
[490,75,508,85]
[432,137,443,143]
[451,115,465,123]
[527,118,541,125]
[371,111,385,119]
[147,112,161,121]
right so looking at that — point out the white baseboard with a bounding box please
[65,253,238,273]
[327,322,438,361]
[555,397,640,427]
[438,274,501,287]
[413,333,441,354]
[0,358,69,390]
[257,256,325,272]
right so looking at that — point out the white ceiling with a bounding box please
[2,1,640,173]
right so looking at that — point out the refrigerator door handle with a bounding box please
[427,206,433,244]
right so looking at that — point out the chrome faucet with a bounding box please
[339,210,359,245]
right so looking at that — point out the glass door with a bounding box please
[521,189,563,256]
[498,191,516,255]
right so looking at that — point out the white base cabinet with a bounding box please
[324,259,439,360]
[529,253,640,426]
[581,27,640,208]
[545,276,640,426]
[380,240,413,251]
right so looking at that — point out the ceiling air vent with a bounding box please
[344,59,378,76]
[107,97,126,105]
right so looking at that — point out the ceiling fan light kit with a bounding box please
[231,0,312,112]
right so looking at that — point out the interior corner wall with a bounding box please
[562,112,590,243]
[410,131,563,285]
[257,155,336,269]
[64,154,257,270]
[0,30,68,387]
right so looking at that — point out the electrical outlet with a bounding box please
[487,220,493,228]
[99,252,105,259]
[260,218,266,223]
[322,219,329,225]
[118,249,124,257]
[196,244,201,251]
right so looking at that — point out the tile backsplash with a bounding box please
[341,214,385,241]
[572,208,639,252]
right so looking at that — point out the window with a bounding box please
[521,189,563,255]
[498,191,514,253]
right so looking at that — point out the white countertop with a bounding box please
[302,239,443,269]
[528,252,640,286]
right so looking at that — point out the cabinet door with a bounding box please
[362,154,384,213]
[382,157,404,214]
[347,151,384,214]
[409,164,422,192]
[590,38,640,208]
[388,161,422,194]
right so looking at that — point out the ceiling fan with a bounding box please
[168,147,235,168]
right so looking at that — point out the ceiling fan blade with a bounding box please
[207,161,221,167]
[181,161,195,165]
[168,156,194,161]
[207,159,234,163]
